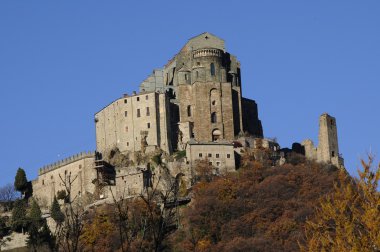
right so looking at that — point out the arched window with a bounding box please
[187,105,192,117]
[210,63,215,76]
[211,112,217,123]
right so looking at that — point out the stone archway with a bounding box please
[212,129,222,141]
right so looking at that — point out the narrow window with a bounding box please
[146,107,150,116]
[79,165,82,169]
[137,97,140,101]
[187,105,192,117]
[332,151,335,157]
[216,154,220,158]
[210,63,215,76]
[211,112,217,123]
[42,180,45,185]
[125,111,128,117]
[137,109,141,117]
[199,153,202,158]
[196,71,199,78]
[124,99,128,104]
[146,95,149,100]
[127,142,129,146]
[227,154,231,158]
[125,126,128,132]
[147,123,151,129]
[185,74,188,81]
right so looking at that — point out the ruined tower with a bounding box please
[302,113,344,168]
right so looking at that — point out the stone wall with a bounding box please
[32,152,96,208]
[95,91,172,156]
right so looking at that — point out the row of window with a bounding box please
[198,153,231,159]
[124,95,149,104]
[125,107,150,118]
[125,122,151,133]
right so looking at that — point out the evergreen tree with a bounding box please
[50,196,64,225]
[14,168,27,195]
[11,199,27,232]
[27,199,53,252]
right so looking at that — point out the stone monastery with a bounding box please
[32,33,344,207]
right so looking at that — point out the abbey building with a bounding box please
[31,33,344,207]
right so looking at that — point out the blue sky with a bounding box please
[0,1,379,186]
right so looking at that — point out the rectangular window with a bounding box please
[216,154,220,158]
[147,123,150,129]
[127,142,129,146]
[208,153,212,158]
[125,126,128,132]
[227,154,231,158]
[124,99,128,104]
[199,153,203,158]
[146,107,150,116]
[125,111,128,117]
[137,109,141,117]
[146,95,149,100]
[209,162,212,166]
[137,97,140,101]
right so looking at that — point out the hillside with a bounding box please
[167,155,340,251]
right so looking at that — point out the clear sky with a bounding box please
[0,1,379,187]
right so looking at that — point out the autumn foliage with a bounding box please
[169,157,341,251]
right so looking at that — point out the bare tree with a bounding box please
[0,184,18,211]
[52,173,86,252]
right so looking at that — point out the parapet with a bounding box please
[38,151,95,176]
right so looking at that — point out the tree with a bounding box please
[302,156,380,251]
[50,196,64,226]
[0,183,18,211]
[11,199,27,233]
[27,199,53,252]
[0,216,11,251]
[80,210,115,252]
[14,168,28,195]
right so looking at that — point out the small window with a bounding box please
[332,151,335,157]
[147,123,151,129]
[211,112,217,123]
[146,95,149,100]
[216,154,220,158]
[209,162,212,166]
[227,154,231,158]
[42,180,45,185]
[146,107,150,116]
[125,111,128,117]
[124,99,128,104]
[51,175,53,179]
[196,71,199,78]
[212,100,216,106]
[137,109,141,117]
[125,126,128,132]
[187,105,192,117]
[127,142,129,146]
[185,74,188,81]
[216,162,220,166]
[208,153,212,158]
[197,62,200,66]
[137,97,140,101]
[199,153,203,158]
[79,165,82,169]
[210,63,215,76]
